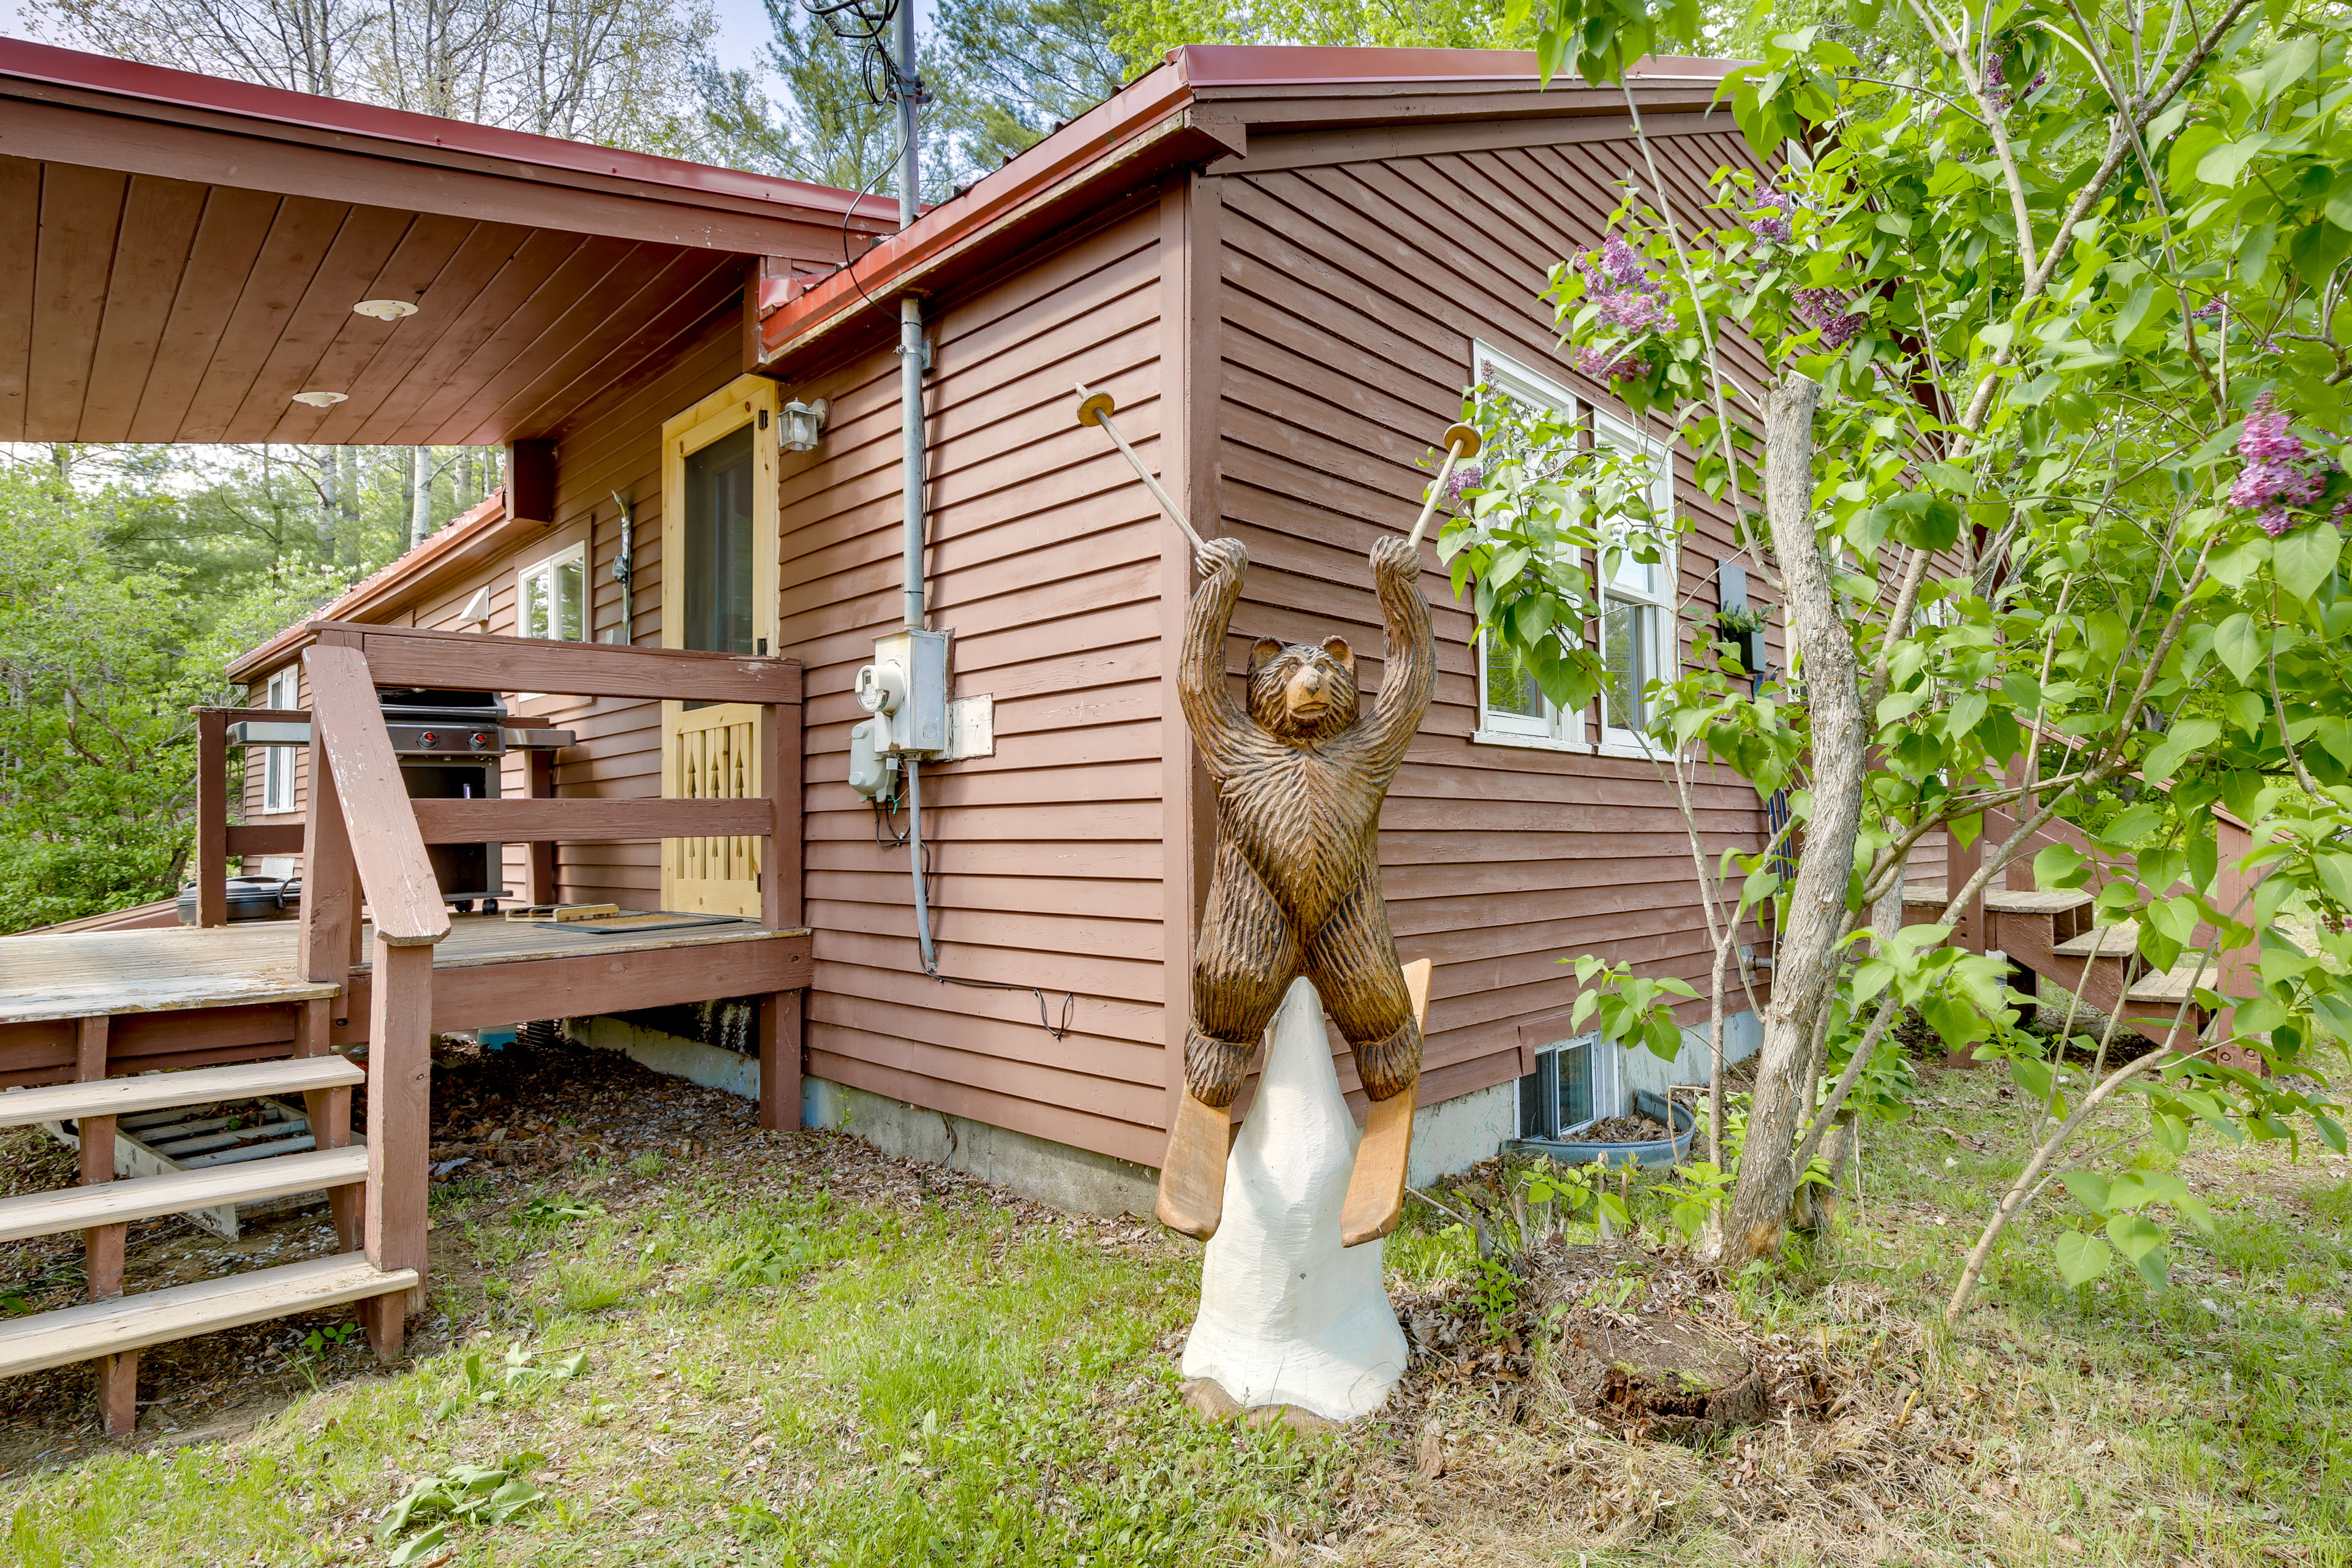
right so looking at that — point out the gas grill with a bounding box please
[224,687,575,916]
[379,688,510,910]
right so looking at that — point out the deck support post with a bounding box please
[75,1016,137,1436]
[363,937,435,1361]
[761,698,801,932]
[758,990,801,1132]
[195,709,230,928]
[295,998,361,1253]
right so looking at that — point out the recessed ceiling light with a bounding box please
[352,299,418,321]
[292,391,348,407]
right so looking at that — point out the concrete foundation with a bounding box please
[801,1077,1161,1218]
[570,1012,1534,1220]
[573,1014,761,1101]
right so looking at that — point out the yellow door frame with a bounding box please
[659,373,780,915]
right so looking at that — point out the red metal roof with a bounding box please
[754,43,1743,371]
[0,37,890,222]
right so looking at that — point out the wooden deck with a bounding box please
[0,913,799,1026]
[0,913,813,1094]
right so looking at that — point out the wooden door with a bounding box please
[659,374,780,916]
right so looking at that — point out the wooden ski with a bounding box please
[1340,957,1431,1248]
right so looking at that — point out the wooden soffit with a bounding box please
[0,39,895,445]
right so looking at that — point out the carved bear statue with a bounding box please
[1156,532,1436,1243]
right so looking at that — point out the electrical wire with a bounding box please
[903,755,1077,1039]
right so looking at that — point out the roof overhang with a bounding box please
[753,45,1743,375]
[0,39,895,445]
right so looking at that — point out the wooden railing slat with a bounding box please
[303,646,448,946]
[409,797,775,843]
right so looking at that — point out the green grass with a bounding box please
[0,1155,1341,1566]
[7,1073,2352,1567]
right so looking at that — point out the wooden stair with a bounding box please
[0,1057,361,1129]
[1903,884,2214,1046]
[0,1253,415,1379]
[0,1145,367,1243]
[0,1050,375,1435]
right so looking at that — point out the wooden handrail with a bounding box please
[303,645,449,946]
[296,620,803,706]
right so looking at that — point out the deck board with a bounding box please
[0,913,796,1023]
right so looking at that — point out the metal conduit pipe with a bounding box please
[898,291,935,969]
[900,295,926,631]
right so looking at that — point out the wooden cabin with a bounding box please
[0,37,1800,1427]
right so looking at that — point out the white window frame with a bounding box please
[1468,342,1586,753]
[1517,1032,1625,1139]
[516,541,588,642]
[1594,408,1677,758]
[261,665,298,816]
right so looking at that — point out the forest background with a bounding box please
[2,0,1681,931]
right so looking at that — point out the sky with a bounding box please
[0,0,932,77]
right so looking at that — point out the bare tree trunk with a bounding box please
[336,446,361,567]
[407,445,433,552]
[454,450,477,513]
[1719,373,1867,1262]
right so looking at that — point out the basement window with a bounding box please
[518,542,587,641]
[1517,1035,1623,1140]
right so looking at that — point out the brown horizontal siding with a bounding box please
[780,202,1173,1168]
[1212,126,1774,1109]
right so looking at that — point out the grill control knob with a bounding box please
[419,730,439,748]
[470,731,492,750]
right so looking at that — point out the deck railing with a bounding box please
[263,620,804,1354]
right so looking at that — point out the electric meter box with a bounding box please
[870,629,949,755]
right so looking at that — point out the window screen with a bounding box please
[683,423,756,655]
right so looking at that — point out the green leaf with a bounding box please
[2100,804,2161,846]
[2107,1212,2164,1262]
[2214,612,2263,682]
[2143,719,2222,785]
[2196,136,2271,185]
[2035,842,2090,889]
[2060,1169,2112,1213]
[2274,521,2343,601]
[2054,1232,2112,1287]
[1920,994,1980,1049]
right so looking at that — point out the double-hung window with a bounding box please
[1595,410,1676,753]
[1470,343,1585,750]
[260,666,298,815]
[517,542,587,641]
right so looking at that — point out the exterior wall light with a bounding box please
[353,299,419,321]
[291,391,348,407]
[780,397,828,453]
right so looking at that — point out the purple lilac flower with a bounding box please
[1746,190,1796,244]
[1576,345,1651,383]
[2192,296,2226,322]
[1795,287,1868,351]
[1442,461,1483,505]
[1600,235,1656,292]
[2231,394,2332,534]
[1985,56,2011,112]
[1595,288,1673,333]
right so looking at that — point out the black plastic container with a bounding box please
[176,875,301,925]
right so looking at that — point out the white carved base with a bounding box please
[1180,976,1408,1423]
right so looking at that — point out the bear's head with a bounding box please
[1248,636,1358,744]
